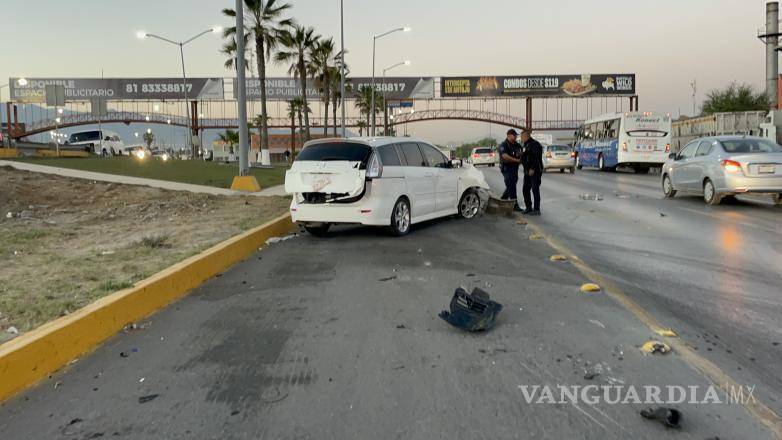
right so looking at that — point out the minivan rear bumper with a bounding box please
[289,178,402,226]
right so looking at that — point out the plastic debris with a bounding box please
[588,319,606,329]
[641,340,672,355]
[7,326,19,335]
[640,407,682,429]
[549,254,567,262]
[123,322,151,333]
[579,193,604,201]
[583,371,600,380]
[6,212,12,219]
[265,234,297,245]
[378,276,397,282]
[439,287,503,332]
[138,394,159,404]
[655,328,678,338]
[580,283,601,293]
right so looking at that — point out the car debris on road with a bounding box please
[439,287,503,332]
[640,407,682,429]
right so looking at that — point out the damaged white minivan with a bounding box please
[285,137,490,236]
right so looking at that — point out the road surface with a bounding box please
[0,191,774,438]
[483,165,782,416]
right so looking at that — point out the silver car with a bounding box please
[661,136,782,205]
[543,144,576,173]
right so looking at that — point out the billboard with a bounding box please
[234,77,435,101]
[9,78,225,103]
[440,74,636,98]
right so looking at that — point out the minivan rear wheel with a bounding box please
[390,198,411,236]
[458,189,481,219]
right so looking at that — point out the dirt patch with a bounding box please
[0,167,290,342]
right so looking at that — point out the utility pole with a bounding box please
[690,79,697,116]
[236,0,250,175]
[340,0,346,137]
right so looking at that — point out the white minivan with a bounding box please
[65,130,125,156]
[285,137,490,236]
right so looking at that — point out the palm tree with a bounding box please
[143,132,155,149]
[356,120,367,136]
[355,85,383,132]
[310,37,336,137]
[286,99,298,154]
[222,0,293,162]
[218,129,240,156]
[276,24,319,142]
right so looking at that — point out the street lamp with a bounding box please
[382,60,410,135]
[137,26,220,159]
[370,26,410,136]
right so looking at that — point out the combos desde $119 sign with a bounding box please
[441,74,635,98]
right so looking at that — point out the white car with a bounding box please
[470,147,497,167]
[64,130,124,156]
[543,144,576,173]
[285,137,490,236]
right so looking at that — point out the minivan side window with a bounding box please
[399,142,426,167]
[377,145,401,166]
[419,143,448,168]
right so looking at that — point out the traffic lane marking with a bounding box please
[522,218,782,439]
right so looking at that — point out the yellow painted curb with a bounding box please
[580,283,601,293]
[0,213,295,403]
[0,148,19,158]
[231,175,262,192]
[655,328,678,338]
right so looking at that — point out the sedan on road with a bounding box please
[662,135,782,205]
[469,147,497,167]
[543,144,576,173]
[285,137,490,236]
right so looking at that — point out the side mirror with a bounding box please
[668,153,677,160]
[450,159,463,168]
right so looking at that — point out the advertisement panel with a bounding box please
[440,74,636,98]
[234,77,435,101]
[9,78,225,103]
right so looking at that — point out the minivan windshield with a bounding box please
[720,138,782,154]
[296,142,372,162]
[68,131,101,143]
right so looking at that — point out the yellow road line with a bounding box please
[524,218,782,439]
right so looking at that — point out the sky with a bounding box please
[0,0,775,145]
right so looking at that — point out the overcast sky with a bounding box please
[1,0,775,144]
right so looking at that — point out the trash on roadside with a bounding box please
[583,371,600,380]
[396,324,407,329]
[265,234,297,245]
[119,351,130,358]
[641,340,672,355]
[439,287,503,332]
[123,322,151,333]
[550,254,567,262]
[640,407,682,429]
[659,212,667,217]
[579,193,604,201]
[6,326,19,335]
[655,328,678,338]
[378,275,397,282]
[138,394,159,404]
[580,283,601,293]
[5,212,12,219]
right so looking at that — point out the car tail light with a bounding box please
[472,153,479,158]
[489,152,495,157]
[665,143,670,153]
[721,159,742,173]
[621,142,628,152]
[545,152,553,158]
[570,151,576,158]
[367,153,383,179]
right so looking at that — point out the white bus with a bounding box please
[574,112,672,173]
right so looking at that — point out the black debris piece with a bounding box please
[439,287,503,332]
[230,410,240,416]
[466,273,476,277]
[138,394,160,404]
[119,352,130,358]
[68,418,83,426]
[379,276,397,282]
[659,213,667,217]
[583,371,600,380]
[396,324,406,329]
[640,407,682,429]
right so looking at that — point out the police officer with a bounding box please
[498,129,523,212]
[520,128,544,215]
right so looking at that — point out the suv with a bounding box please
[285,137,490,236]
[470,147,497,167]
[65,130,124,156]
[543,144,576,173]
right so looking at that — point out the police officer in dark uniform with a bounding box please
[520,129,544,215]
[498,129,523,212]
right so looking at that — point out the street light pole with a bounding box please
[382,60,410,135]
[370,26,409,136]
[137,28,220,159]
[340,0,346,138]
[234,0,250,176]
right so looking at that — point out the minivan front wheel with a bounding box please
[458,189,481,219]
[390,198,411,236]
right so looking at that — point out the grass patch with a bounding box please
[139,233,172,249]
[97,280,134,293]
[14,157,287,189]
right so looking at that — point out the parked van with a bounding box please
[65,130,125,156]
